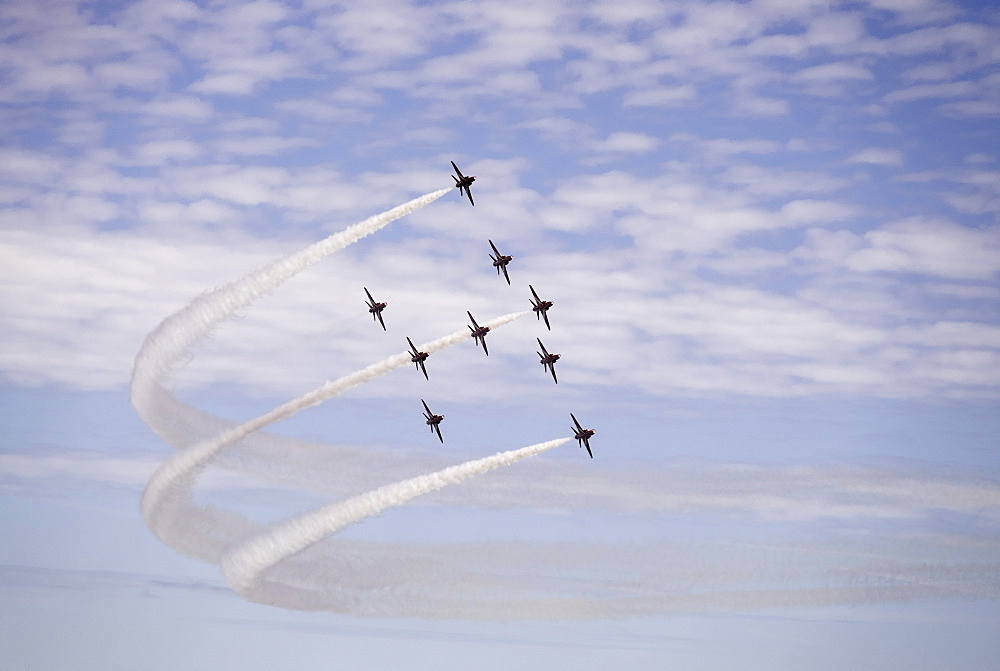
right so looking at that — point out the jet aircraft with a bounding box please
[536,338,561,384]
[467,311,491,356]
[364,287,387,331]
[488,239,513,285]
[451,160,476,206]
[407,337,430,380]
[422,399,445,443]
[570,413,595,458]
[529,285,554,330]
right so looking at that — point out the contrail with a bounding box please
[140,311,530,543]
[130,190,999,618]
[130,185,569,604]
[131,188,450,441]
[220,437,572,595]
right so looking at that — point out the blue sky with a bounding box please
[1,0,999,668]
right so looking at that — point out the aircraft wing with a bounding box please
[375,311,385,330]
[500,264,510,285]
[451,160,463,178]
[571,413,584,432]
[465,186,474,206]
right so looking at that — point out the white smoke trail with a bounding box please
[131,189,1000,618]
[220,437,572,595]
[131,188,450,441]
[140,311,530,541]
[130,187,578,607]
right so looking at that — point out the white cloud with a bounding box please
[134,139,202,165]
[622,85,698,107]
[140,96,215,122]
[865,0,961,25]
[0,149,64,183]
[541,165,854,254]
[590,132,660,154]
[795,228,864,266]
[213,135,318,157]
[168,165,292,206]
[14,62,90,93]
[584,0,668,27]
[672,134,782,156]
[188,72,260,96]
[735,95,790,116]
[911,349,1000,387]
[804,12,867,47]
[0,226,279,390]
[0,0,996,408]
[2,190,998,402]
[188,52,301,95]
[720,164,851,196]
[884,80,977,103]
[965,153,996,165]
[899,321,1000,349]
[939,100,1000,118]
[652,287,886,360]
[881,21,997,57]
[0,451,156,489]
[902,62,956,81]
[136,198,240,227]
[846,218,1000,280]
[779,199,859,224]
[846,147,905,166]
[793,61,874,82]
[866,120,900,133]
[313,2,437,66]
[0,448,270,493]
[273,98,374,123]
[92,55,173,91]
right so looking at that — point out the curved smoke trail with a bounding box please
[133,189,1000,618]
[134,189,571,609]
[221,437,571,595]
[140,311,529,550]
[131,188,450,441]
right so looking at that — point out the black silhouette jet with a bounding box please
[536,338,560,384]
[422,399,445,443]
[529,285,554,330]
[407,337,430,380]
[467,311,490,356]
[451,160,476,206]
[488,239,513,285]
[364,287,387,331]
[570,413,595,458]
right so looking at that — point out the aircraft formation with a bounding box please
[359,161,595,456]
